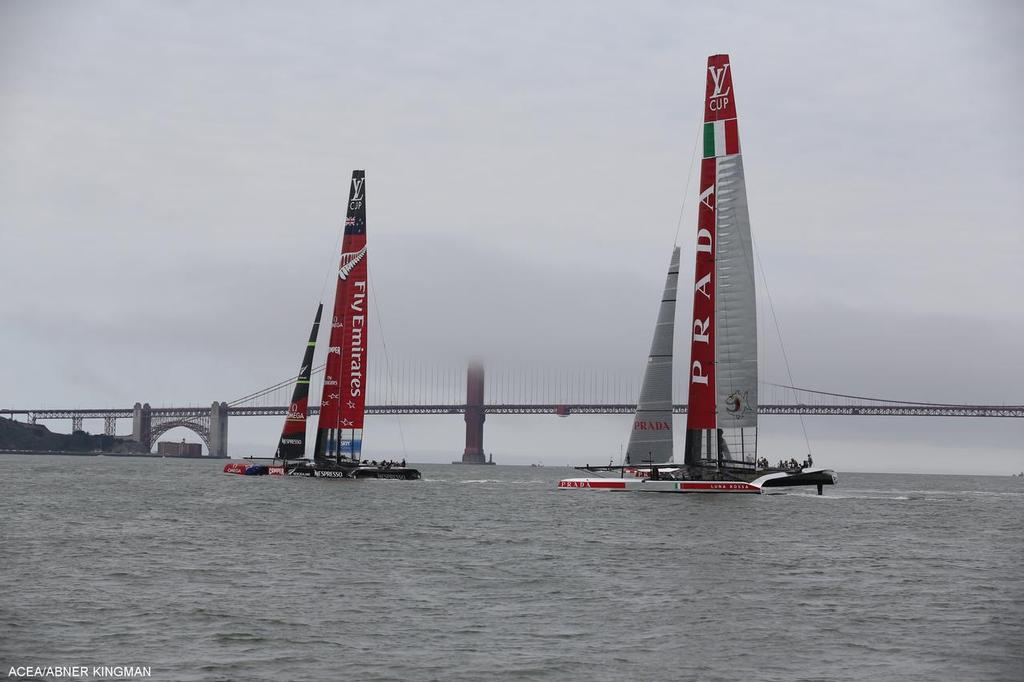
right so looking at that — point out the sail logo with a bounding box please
[347,281,367,397]
[329,346,341,354]
[724,390,752,417]
[708,63,731,111]
[633,420,671,431]
[349,176,365,210]
[339,246,367,281]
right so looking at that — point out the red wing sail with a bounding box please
[686,156,718,436]
[275,303,323,460]
[684,54,739,465]
[314,170,368,462]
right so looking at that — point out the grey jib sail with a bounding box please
[625,246,680,465]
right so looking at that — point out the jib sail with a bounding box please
[275,303,323,460]
[625,247,680,465]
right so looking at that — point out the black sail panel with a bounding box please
[275,303,323,460]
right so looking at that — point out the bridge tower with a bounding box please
[459,361,488,464]
[132,402,152,446]
[209,401,229,459]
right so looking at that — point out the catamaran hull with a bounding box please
[223,461,420,480]
[288,462,421,480]
[759,468,837,489]
[223,462,269,476]
[558,478,761,493]
[557,468,837,494]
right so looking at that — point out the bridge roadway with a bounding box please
[6,403,1023,419]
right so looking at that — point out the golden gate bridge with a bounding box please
[3,361,1022,458]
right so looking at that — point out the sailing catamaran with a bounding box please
[225,171,420,480]
[558,55,836,495]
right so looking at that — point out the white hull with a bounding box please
[557,468,836,494]
[557,477,761,493]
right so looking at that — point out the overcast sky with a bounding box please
[1,1,1021,473]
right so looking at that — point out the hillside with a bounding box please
[0,418,149,454]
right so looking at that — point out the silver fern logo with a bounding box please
[338,246,367,280]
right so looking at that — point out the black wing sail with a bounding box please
[275,303,323,460]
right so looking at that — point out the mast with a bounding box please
[275,303,323,460]
[684,54,758,469]
[314,170,369,463]
[625,247,680,465]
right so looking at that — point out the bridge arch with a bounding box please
[149,419,211,454]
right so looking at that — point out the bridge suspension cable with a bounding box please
[764,383,986,407]
[228,363,327,407]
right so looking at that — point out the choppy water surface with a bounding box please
[1,456,1022,681]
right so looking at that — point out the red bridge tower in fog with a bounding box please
[456,361,490,464]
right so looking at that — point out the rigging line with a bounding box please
[751,237,812,456]
[318,198,347,303]
[367,266,408,460]
[672,116,703,247]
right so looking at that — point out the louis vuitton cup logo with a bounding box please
[708,63,731,112]
[349,176,365,210]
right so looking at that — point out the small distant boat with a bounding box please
[225,171,419,481]
[559,55,835,495]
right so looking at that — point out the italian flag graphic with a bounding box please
[703,119,740,158]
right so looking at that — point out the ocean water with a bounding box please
[1,456,1022,682]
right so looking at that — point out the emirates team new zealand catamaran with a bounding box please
[224,171,420,480]
[558,55,835,495]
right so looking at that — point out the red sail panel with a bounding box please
[704,54,737,122]
[686,155,717,431]
[337,249,368,428]
[316,171,368,455]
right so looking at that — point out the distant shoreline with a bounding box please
[0,449,226,459]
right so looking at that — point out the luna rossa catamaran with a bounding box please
[558,54,836,494]
[225,170,419,480]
